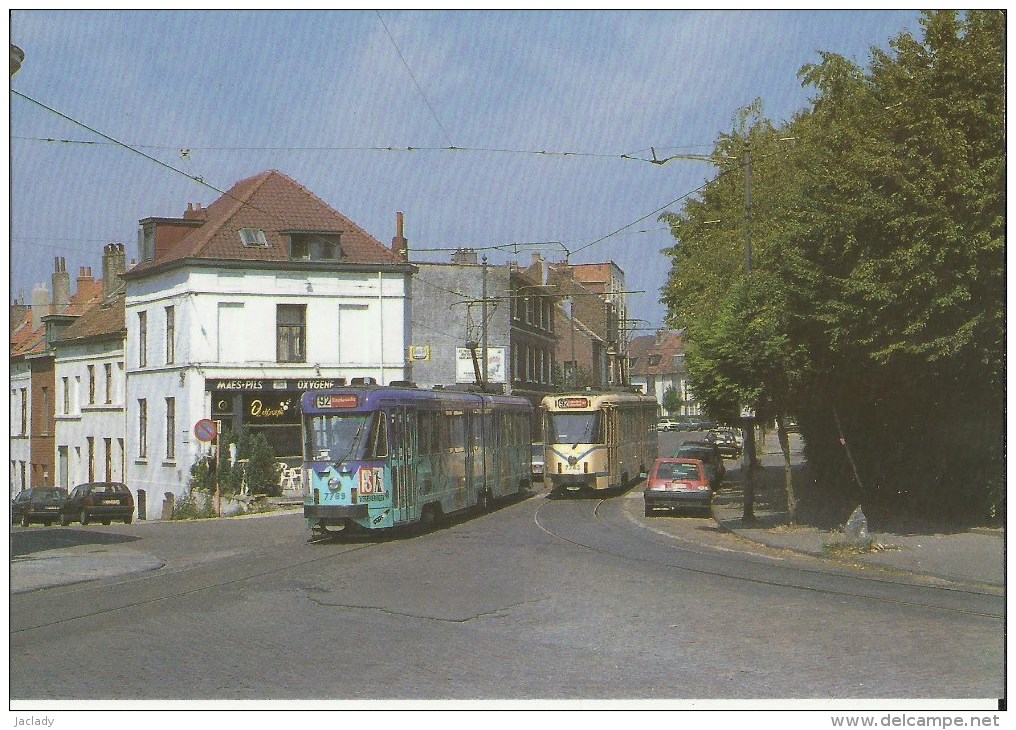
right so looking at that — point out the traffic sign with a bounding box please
[194,418,218,442]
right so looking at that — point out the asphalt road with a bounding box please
[10,462,1003,703]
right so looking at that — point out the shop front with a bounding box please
[207,378,340,466]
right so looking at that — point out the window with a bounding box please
[239,228,268,248]
[138,311,148,367]
[20,388,27,434]
[41,387,49,434]
[138,223,156,262]
[138,399,148,459]
[165,306,175,364]
[165,397,176,460]
[277,304,306,362]
[104,438,112,481]
[105,364,113,404]
[88,365,96,404]
[87,437,95,482]
[62,377,70,414]
[288,232,341,261]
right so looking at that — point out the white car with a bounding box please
[656,418,679,432]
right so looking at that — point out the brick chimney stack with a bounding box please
[391,211,408,261]
[51,257,70,312]
[102,243,127,298]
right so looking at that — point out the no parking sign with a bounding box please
[194,418,218,443]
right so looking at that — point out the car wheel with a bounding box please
[124,516,133,525]
[43,520,52,527]
[20,513,29,528]
[644,505,653,517]
[102,520,111,525]
[60,512,71,526]
[80,510,89,526]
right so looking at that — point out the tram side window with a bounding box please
[448,413,465,452]
[418,411,432,455]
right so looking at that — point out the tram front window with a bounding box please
[307,413,373,463]
[547,412,602,445]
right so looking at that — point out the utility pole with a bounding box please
[481,256,488,391]
[741,142,756,525]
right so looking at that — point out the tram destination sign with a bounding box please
[208,378,340,391]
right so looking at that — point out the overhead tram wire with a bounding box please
[11,90,406,262]
[376,10,454,149]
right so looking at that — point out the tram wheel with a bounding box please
[420,504,440,530]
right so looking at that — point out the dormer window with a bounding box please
[286,231,342,261]
[648,355,662,366]
[239,228,269,248]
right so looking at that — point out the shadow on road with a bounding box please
[11,528,143,558]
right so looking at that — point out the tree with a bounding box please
[660,11,1004,521]
[661,387,683,416]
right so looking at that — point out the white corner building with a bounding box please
[122,170,414,519]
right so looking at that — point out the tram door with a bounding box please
[604,406,618,485]
[389,406,418,524]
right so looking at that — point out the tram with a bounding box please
[302,383,533,537]
[541,390,658,494]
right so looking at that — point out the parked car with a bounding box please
[705,429,742,459]
[61,482,135,526]
[673,441,725,488]
[656,418,678,432]
[11,487,68,527]
[644,458,712,516]
[531,443,545,482]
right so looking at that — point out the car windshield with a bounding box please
[677,448,713,463]
[90,483,127,494]
[656,463,701,480]
[33,488,66,499]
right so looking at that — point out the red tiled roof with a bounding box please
[129,170,402,275]
[628,330,685,376]
[59,292,125,343]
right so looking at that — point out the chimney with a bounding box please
[391,211,408,261]
[51,257,71,312]
[183,202,206,221]
[102,243,127,298]
[77,266,95,295]
[31,282,50,322]
[451,248,478,265]
[531,253,542,266]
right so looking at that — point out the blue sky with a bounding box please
[9,9,923,334]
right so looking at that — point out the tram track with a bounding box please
[532,491,1004,621]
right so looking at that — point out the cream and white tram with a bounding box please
[540,391,658,494]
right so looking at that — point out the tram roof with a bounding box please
[301,384,533,413]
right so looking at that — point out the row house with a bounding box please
[627,329,700,417]
[52,244,129,500]
[10,259,103,493]
[121,170,414,519]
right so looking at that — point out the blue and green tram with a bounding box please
[302,384,534,537]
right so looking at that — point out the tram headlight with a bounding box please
[327,477,341,492]
[568,456,578,466]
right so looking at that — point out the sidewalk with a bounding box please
[711,459,1005,590]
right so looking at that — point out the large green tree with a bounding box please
[661,10,1005,521]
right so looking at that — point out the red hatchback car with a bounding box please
[644,458,713,517]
